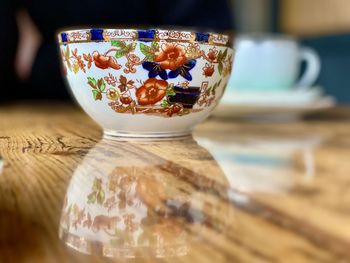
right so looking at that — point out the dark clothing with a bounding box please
[1,1,18,100]
[1,0,233,100]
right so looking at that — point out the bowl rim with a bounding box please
[57,27,234,47]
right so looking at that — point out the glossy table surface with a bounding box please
[0,104,350,263]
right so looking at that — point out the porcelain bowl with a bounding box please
[57,28,234,138]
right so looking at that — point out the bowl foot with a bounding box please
[103,129,192,141]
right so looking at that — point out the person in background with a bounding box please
[0,0,233,101]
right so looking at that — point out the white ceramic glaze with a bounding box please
[58,28,234,138]
[229,34,320,91]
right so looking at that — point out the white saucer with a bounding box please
[0,159,3,174]
[213,87,336,120]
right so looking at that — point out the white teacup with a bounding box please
[229,34,321,91]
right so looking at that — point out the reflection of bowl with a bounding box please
[60,166,188,258]
[59,139,230,259]
[57,28,234,138]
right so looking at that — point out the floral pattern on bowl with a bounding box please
[59,139,231,258]
[58,29,234,118]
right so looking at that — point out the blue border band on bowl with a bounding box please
[58,28,232,47]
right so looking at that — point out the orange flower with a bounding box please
[154,43,187,70]
[93,51,121,70]
[203,63,215,77]
[207,47,218,61]
[136,78,168,105]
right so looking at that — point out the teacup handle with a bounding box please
[295,47,321,89]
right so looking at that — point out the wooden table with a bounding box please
[0,104,349,263]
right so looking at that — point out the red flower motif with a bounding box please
[207,48,218,61]
[136,78,168,106]
[154,43,187,70]
[83,53,93,69]
[203,63,215,77]
[93,51,121,70]
[120,95,133,105]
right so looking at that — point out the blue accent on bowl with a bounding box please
[195,32,209,43]
[138,29,156,41]
[58,29,230,46]
[168,59,196,81]
[61,33,68,43]
[169,86,201,109]
[90,29,104,41]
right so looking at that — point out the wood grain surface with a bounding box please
[0,103,349,262]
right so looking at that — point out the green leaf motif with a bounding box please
[87,192,96,204]
[65,45,70,59]
[217,50,223,61]
[115,50,125,58]
[161,100,169,108]
[167,90,176,96]
[139,43,150,52]
[217,48,228,63]
[97,78,106,92]
[205,87,212,96]
[87,77,97,89]
[92,178,99,191]
[222,48,228,61]
[166,84,176,97]
[145,55,154,61]
[92,90,102,101]
[112,40,135,58]
[151,41,159,52]
[211,84,217,95]
[126,43,137,53]
[218,62,223,75]
[140,43,156,61]
[97,190,105,205]
[111,40,126,48]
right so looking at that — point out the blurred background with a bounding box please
[233,0,350,104]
